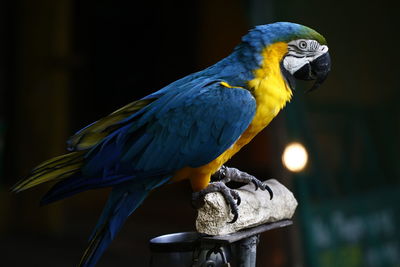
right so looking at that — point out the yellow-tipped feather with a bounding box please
[12,151,85,192]
[70,132,109,151]
[78,226,106,267]
[68,98,155,151]
[13,97,154,193]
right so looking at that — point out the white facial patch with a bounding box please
[283,39,329,75]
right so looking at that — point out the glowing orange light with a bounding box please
[282,142,308,172]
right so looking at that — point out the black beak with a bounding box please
[293,52,331,93]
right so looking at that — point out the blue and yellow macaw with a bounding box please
[12,22,330,267]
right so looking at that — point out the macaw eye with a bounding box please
[298,41,308,50]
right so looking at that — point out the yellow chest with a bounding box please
[246,42,293,136]
[173,42,293,191]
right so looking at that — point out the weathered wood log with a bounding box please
[196,179,298,235]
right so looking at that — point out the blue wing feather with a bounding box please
[44,79,255,204]
[81,78,255,179]
[129,80,255,169]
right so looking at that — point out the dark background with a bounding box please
[1,0,399,266]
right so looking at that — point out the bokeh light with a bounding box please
[282,142,308,172]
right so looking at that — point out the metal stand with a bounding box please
[149,219,293,267]
[237,235,259,267]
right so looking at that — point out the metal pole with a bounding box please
[237,234,259,267]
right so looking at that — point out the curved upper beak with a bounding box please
[293,52,331,93]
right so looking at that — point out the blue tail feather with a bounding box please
[40,174,133,205]
[79,177,170,267]
[79,184,147,267]
[40,170,170,205]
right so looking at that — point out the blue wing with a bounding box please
[83,79,256,177]
[41,78,256,203]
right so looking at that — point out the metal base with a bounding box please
[149,220,293,267]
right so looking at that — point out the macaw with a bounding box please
[12,22,330,267]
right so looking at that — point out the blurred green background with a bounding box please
[0,0,399,266]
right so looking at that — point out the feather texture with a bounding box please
[78,183,150,267]
[68,98,156,151]
[82,80,256,178]
[12,151,85,192]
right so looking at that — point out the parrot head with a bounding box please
[241,22,331,92]
[282,38,331,93]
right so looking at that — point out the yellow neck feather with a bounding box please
[246,42,293,133]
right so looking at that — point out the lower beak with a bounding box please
[294,52,331,93]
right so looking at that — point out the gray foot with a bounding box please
[192,181,241,223]
[212,166,273,200]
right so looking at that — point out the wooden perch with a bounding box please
[196,179,298,236]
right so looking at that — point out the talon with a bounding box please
[252,180,259,191]
[259,183,266,191]
[228,210,239,224]
[230,190,241,206]
[236,196,241,206]
[226,192,239,223]
[252,178,267,191]
[264,184,273,200]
